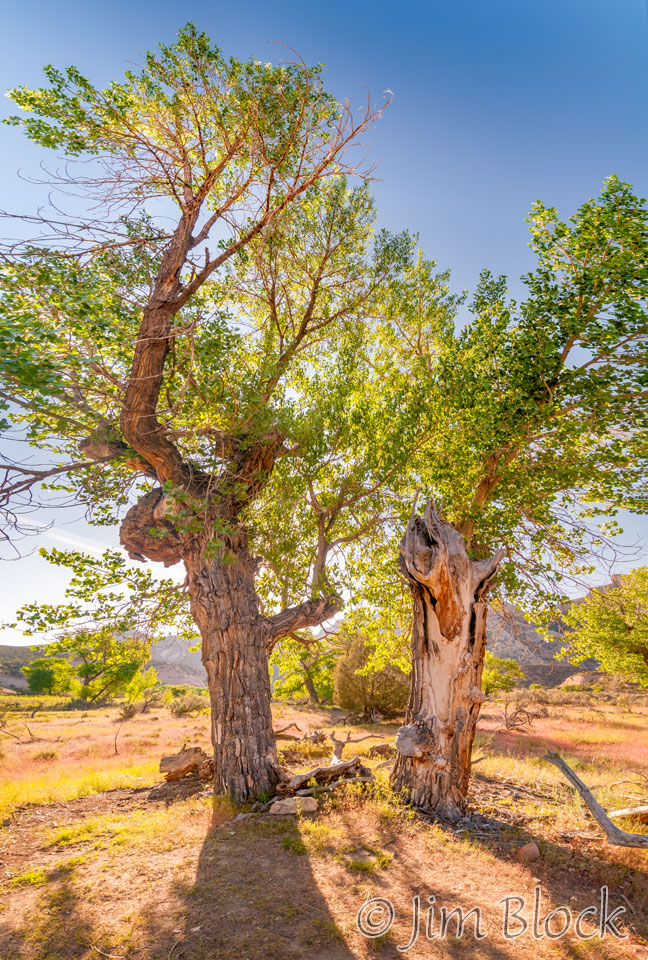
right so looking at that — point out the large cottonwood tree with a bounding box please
[0,27,414,801]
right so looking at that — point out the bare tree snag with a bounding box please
[392,499,503,820]
[544,752,648,848]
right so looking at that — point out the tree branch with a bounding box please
[266,594,343,645]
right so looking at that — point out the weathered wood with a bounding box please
[544,752,648,847]
[160,746,211,782]
[608,805,648,823]
[280,756,371,794]
[295,775,375,796]
[392,499,503,820]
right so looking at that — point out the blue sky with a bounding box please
[1,0,647,642]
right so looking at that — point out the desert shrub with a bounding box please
[169,693,208,717]
[333,636,409,719]
[167,684,208,698]
[118,702,139,721]
[497,691,547,730]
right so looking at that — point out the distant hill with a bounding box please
[487,604,597,686]
[0,595,598,693]
[150,635,207,687]
[0,636,207,691]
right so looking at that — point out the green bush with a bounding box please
[333,636,409,718]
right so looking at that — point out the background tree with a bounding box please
[124,666,162,711]
[481,651,525,696]
[559,568,648,686]
[0,26,415,801]
[22,656,74,696]
[333,632,410,719]
[29,628,151,702]
[373,177,648,818]
[270,634,338,704]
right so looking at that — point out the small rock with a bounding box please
[518,841,541,862]
[250,801,269,812]
[269,796,318,815]
[234,813,250,821]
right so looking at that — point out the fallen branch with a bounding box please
[544,751,648,848]
[295,775,375,796]
[375,757,395,770]
[329,731,376,762]
[275,723,304,742]
[278,756,372,795]
[608,805,648,824]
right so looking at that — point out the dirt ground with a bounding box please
[1,699,647,959]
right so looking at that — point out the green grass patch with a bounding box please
[0,759,160,822]
[9,868,48,888]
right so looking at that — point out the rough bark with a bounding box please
[118,429,342,803]
[392,500,503,820]
[184,530,284,803]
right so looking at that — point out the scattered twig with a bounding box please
[114,722,123,756]
[90,944,126,960]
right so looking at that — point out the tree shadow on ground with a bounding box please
[138,810,358,960]
[0,868,90,960]
[445,770,648,945]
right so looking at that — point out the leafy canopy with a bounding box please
[559,568,648,687]
[359,176,648,633]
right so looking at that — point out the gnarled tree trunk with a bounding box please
[392,500,503,820]
[120,476,342,804]
[184,533,282,803]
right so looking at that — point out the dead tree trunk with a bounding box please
[392,500,503,820]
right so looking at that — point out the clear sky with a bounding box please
[1,0,647,642]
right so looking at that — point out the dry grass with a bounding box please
[0,699,647,959]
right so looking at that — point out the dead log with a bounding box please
[295,775,375,796]
[278,756,372,795]
[609,805,648,823]
[160,746,212,782]
[544,751,648,848]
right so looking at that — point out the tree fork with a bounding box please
[392,499,503,820]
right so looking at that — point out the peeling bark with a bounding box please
[392,500,503,820]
